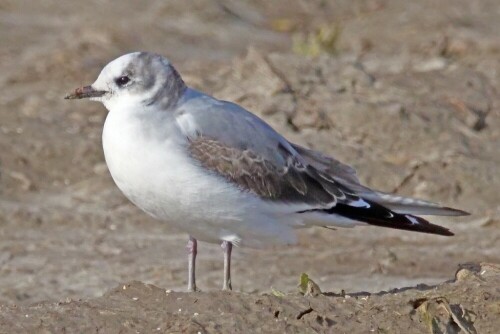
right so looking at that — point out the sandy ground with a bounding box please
[0,0,499,332]
[1,264,499,333]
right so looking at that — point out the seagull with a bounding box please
[65,52,468,291]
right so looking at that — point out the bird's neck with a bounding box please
[144,65,187,110]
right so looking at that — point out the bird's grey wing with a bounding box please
[290,143,360,185]
[176,95,345,207]
[176,93,466,221]
[176,93,463,236]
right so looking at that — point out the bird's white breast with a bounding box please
[101,107,262,243]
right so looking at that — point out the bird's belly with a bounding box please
[102,125,252,242]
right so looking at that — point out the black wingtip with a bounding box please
[326,200,456,236]
[403,214,454,236]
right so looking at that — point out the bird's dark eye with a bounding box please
[115,76,130,86]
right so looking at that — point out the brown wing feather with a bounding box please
[188,137,339,206]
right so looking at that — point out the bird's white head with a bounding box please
[65,52,186,111]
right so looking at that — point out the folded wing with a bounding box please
[178,93,467,237]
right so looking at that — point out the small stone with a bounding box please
[413,57,447,72]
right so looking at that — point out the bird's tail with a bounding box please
[362,191,469,217]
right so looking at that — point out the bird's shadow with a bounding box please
[322,281,449,298]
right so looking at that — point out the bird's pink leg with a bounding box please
[186,236,197,292]
[221,241,233,291]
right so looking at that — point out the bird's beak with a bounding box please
[64,85,107,100]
